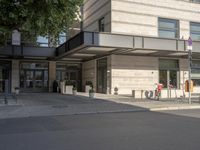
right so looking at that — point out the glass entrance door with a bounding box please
[20,62,49,92]
[25,70,34,88]
[35,70,44,88]
[21,70,48,91]
[0,62,11,93]
[56,63,82,91]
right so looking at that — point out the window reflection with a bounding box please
[159,59,179,89]
[56,63,82,91]
[20,62,48,91]
[190,22,200,41]
[158,18,179,38]
[192,60,200,86]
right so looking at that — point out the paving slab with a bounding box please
[0,93,200,119]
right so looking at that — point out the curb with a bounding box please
[150,105,200,111]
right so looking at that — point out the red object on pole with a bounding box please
[157,84,163,92]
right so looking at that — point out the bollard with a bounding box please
[4,80,9,105]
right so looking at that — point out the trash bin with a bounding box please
[53,80,58,92]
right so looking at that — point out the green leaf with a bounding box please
[0,0,83,46]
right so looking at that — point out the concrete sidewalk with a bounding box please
[78,93,200,111]
[0,93,200,119]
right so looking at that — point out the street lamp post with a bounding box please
[188,37,193,104]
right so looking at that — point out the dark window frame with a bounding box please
[190,22,200,41]
[159,59,180,89]
[191,60,200,86]
[190,0,200,3]
[158,18,180,39]
[98,17,105,32]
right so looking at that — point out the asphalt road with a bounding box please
[1,110,200,150]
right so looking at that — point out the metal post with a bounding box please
[187,37,193,104]
[4,79,9,105]
[188,49,192,104]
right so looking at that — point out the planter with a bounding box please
[60,81,65,94]
[114,91,118,95]
[114,87,118,95]
[85,85,91,93]
[89,92,95,98]
[73,90,77,95]
[15,89,19,95]
[65,85,73,94]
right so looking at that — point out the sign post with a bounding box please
[188,37,192,104]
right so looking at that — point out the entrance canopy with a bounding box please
[0,45,55,60]
[56,32,200,62]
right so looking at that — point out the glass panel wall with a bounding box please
[159,59,179,88]
[191,0,200,3]
[99,17,105,32]
[159,70,167,88]
[20,62,48,92]
[37,32,67,47]
[190,22,200,41]
[0,61,11,93]
[56,63,82,91]
[97,58,107,93]
[192,60,200,86]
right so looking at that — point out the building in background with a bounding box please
[1,0,200,99]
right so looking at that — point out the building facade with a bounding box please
[80,0,200,98]
[1,0,200,99]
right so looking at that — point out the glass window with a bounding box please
[21,63,48,69]
[190,22,200,40]
[58,32,67,45]
[159,59,179,88]
[159,30,177,39]
[192,60,200,68]
[192,60,200,86]
[37,36,49,47]
[20,62,48,90]
[97,58,107,93]
[56,63,82,91]
[159,59,179,70]
[158,18,179,38]
[159,70,167,88]
[193,79,200,86]
[191,0,200,3]
[170,70,177,88]
[99,17,105,32]
[37,32,68,47]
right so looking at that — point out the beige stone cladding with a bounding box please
[111,55,190,98]
[111,55,159,95]
[82,59,97,91]
[83,0,111,32]
[111,0,200,39]
[48,61,56,92]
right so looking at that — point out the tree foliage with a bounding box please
[0,0,83,46]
